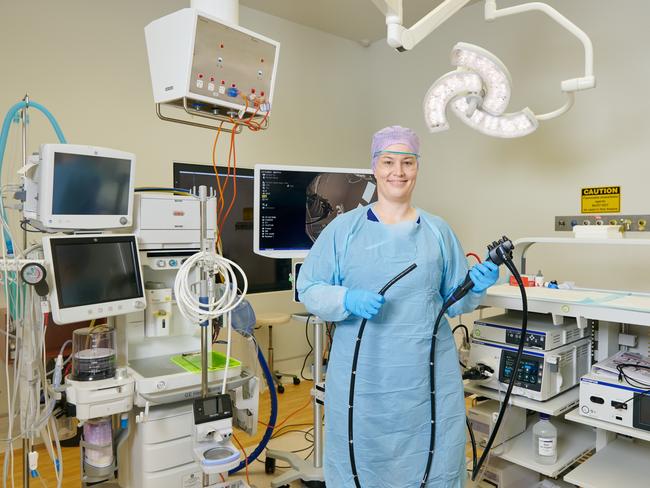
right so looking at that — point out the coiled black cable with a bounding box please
[348,263,418,488]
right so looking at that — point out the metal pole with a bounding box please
[312,318,324,468]
[199,185,209,398]
[21,94,29,488]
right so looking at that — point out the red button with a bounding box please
[261,91,265,97]
[251,88,256,94]
[210,77,215,82]
[231,83,236,88]
[221,80,225,85]
[198,74,203,79]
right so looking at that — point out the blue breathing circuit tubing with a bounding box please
[230,342,278,474]
[0,100,67,253]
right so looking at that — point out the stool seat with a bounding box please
[255,312,291,326]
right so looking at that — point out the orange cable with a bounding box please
[232,433,251,485]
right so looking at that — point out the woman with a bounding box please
[297,126,498,487]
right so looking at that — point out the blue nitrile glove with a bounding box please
[469,261,499,293]
[344,289,385,320]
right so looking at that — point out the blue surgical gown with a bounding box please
[297,205,483,488]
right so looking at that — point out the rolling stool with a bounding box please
[255,313,300,394]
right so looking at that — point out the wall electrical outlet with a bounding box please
[555,214,650,232]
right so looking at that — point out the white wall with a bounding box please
[367,0,650,293]
[0,0,371,396]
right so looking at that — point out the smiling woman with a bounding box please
[296,125,500,487]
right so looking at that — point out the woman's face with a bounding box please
[373,143,418,204]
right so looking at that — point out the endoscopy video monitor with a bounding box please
[254,164,377,259]
[43,234,145,324]
[173,162,292,294]
[24,144,136,232]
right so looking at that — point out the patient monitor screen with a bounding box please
[50,237,143,308]
[52,152,131,215]
[258,168,377,251]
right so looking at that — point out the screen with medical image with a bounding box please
[173,162,291,293]
[52,152,131,215]
[50,236,143,308]
[258,168,377,251]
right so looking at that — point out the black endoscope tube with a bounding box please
[470,259,528,481]
[420,242,522,487]
[348,263,417,488]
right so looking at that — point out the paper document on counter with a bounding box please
[592,351,650,384]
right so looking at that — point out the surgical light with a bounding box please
[424,42,539,138]
[373,0,596,138]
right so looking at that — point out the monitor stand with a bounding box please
[267,314,326,488]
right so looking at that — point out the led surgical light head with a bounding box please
[424,43,538,138]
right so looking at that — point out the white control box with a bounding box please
[131,193,217,250]
[467,400,526,447]
[145,8,280,116]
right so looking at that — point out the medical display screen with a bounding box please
[173,163,291,294]
[500,352,542,391]
[50,236,143,308]
[52,152,131,215]
[258,168,377,251]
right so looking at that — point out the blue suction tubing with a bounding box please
[229,342,278,474]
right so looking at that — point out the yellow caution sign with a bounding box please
[581,186,620,213]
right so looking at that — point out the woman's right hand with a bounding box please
[344,289,385,319]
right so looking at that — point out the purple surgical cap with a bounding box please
[371,125,420,169]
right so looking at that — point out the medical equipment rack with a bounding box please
[467,236,650,487]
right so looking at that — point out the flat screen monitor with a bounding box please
[173,162,292,294]
[43,234,145,324]
[254,164,377,258]
[25,144,135,231]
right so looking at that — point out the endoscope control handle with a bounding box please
[446,236,514,306]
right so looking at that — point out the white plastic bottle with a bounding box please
[533,413,558,465]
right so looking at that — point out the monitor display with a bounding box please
[52,153,131,216]
[50,236,144,309]
[254,165,377,258]
[173,162,291,294]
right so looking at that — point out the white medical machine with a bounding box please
[43,234,146,325]
[468,457,539,488]
[145,7,279,119]
[114,190,257,488]
[467,400,526,448]
[468,312,591,401]
[132,192,217,252]
[579,372,650,433]
[23,144,136,231]
[578,353,650,433]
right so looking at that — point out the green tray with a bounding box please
[171,351,241,373]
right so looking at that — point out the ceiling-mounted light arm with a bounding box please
[535,91,575,121]
[485,0,595,93]
[372,0,474,51]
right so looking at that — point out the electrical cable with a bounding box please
[134,187,191,195]
[348,263,418,488]
[300,314,314,381]
[174,251,247,324]
[466,416,477,474]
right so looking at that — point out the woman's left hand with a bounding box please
[469,261,499,293]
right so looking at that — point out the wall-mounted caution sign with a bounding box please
[581,186,620,213]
